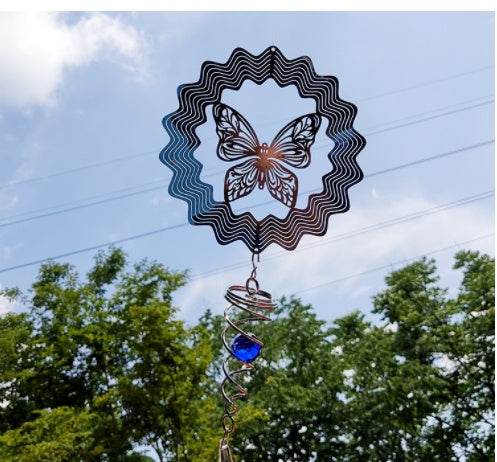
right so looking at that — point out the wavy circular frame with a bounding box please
[159,46,366,253]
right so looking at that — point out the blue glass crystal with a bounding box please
[231,333,261,363]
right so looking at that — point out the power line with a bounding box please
[0,149,159,190]
[362,140,493,178]
[191,191,494,280]
[0,190,492,275]
[231,139,493,213]
[294,233,494,295]
[307,98,493,153]
[0,183,167,228]
[361,94,493,133]
[0,222,190,274]
[0,150,223,192]
[0,96,492,222]
[364,99,493,137]
[356,65,493,103]
[1,64,492,190]
[1,101,493,227]
[0,179,166,221]
[1,138,493,228]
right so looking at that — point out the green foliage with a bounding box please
[200,251,494,461]
[0,248,215,462]
[0,248,493,461]
[0,407,98,461]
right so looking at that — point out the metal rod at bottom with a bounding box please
[218,438,234,462]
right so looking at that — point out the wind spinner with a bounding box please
[159,46,366,461]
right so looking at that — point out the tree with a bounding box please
[370,251,494,460]
[200,251,494,461]
[0,407,100,461]
[1,249,493,461]
[0,248,217,461]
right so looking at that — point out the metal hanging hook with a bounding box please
[247,251,260,294]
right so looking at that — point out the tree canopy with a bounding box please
[0,249,217,461]
[0,248,494,461]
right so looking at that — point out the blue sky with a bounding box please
[0,11,494,328]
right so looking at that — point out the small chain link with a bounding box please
[250,251,259,280]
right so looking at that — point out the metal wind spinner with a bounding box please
[159,46,365,460]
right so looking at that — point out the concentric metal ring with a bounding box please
[160,46,366,252]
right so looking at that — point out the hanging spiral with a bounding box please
[219,255,276,461]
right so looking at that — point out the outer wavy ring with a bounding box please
[159,46,366,252]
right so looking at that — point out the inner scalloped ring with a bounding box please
[160,47,365,253]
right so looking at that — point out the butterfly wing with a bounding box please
[269,114,321,168]
[265,159,298,208]
[225,158,259,202]
[213,103,260,161]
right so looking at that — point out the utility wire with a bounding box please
[0,96,492,221]
[0,222,189,274]
[1,101,493,226]
[0,150,222,191]
[294,233,494,295]
[0,190,492,275]
[191,190,494,280]
[356,65,493,103]
[359,140,493,179]
[0,163,223,222]
[231,139,493,213]
[363,99,493,137]
[361,94,493,132]
[0,183,167,228]
[0,179,165,221]
[1,138,493,228]
[1,65,492,190]
[0,149,159,190]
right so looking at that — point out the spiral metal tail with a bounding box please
[219,257,276,458]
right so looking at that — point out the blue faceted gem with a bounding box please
[231,333,262,363]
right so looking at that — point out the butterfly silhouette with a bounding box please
[213,103,321,209]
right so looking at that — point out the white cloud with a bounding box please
[174,193,493,321]
[289,195,489,271]
[0,12,147,109]
[262,194,494,302]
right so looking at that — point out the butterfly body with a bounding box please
[253,144,276,188]
[213,103,321,209]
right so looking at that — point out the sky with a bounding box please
[0,10,494,329]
